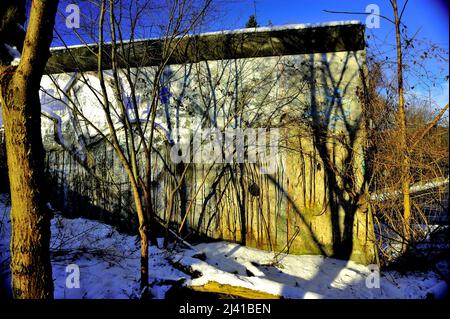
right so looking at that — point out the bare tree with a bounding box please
[325,0,449,262]
[365,63,448,262]
[363,42,448,264]
[391,0,412,253]
[44,0,213,296]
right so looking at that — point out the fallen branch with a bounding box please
[167,257,203,279]
[188,281,282,299]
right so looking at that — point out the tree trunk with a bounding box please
[392,0,412,252]
[0,0,59,299]
[1,83,54,298]
[130,182,149,295]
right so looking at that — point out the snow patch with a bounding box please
[173,241,447,299]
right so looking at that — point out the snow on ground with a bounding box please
[175,242,447,299]
[0,194,185,299]
[0,193,447,299]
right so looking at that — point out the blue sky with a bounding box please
[54,0,449,50]
[211,0,449,108]
[213,0,448,49]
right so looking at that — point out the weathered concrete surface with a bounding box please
[34,22,377,265]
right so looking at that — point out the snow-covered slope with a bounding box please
[0,194,185,299]
[0,194,447,299]
[174,241,447,299]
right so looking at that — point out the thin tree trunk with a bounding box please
[0,0,59,298]
[97,0,149,294]
[130,182,149,294]
[392,0,412,252]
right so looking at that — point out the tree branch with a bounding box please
[411,103,449,149]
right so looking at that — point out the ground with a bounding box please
[0,193,448,299]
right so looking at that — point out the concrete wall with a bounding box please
[37,23,377,264]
